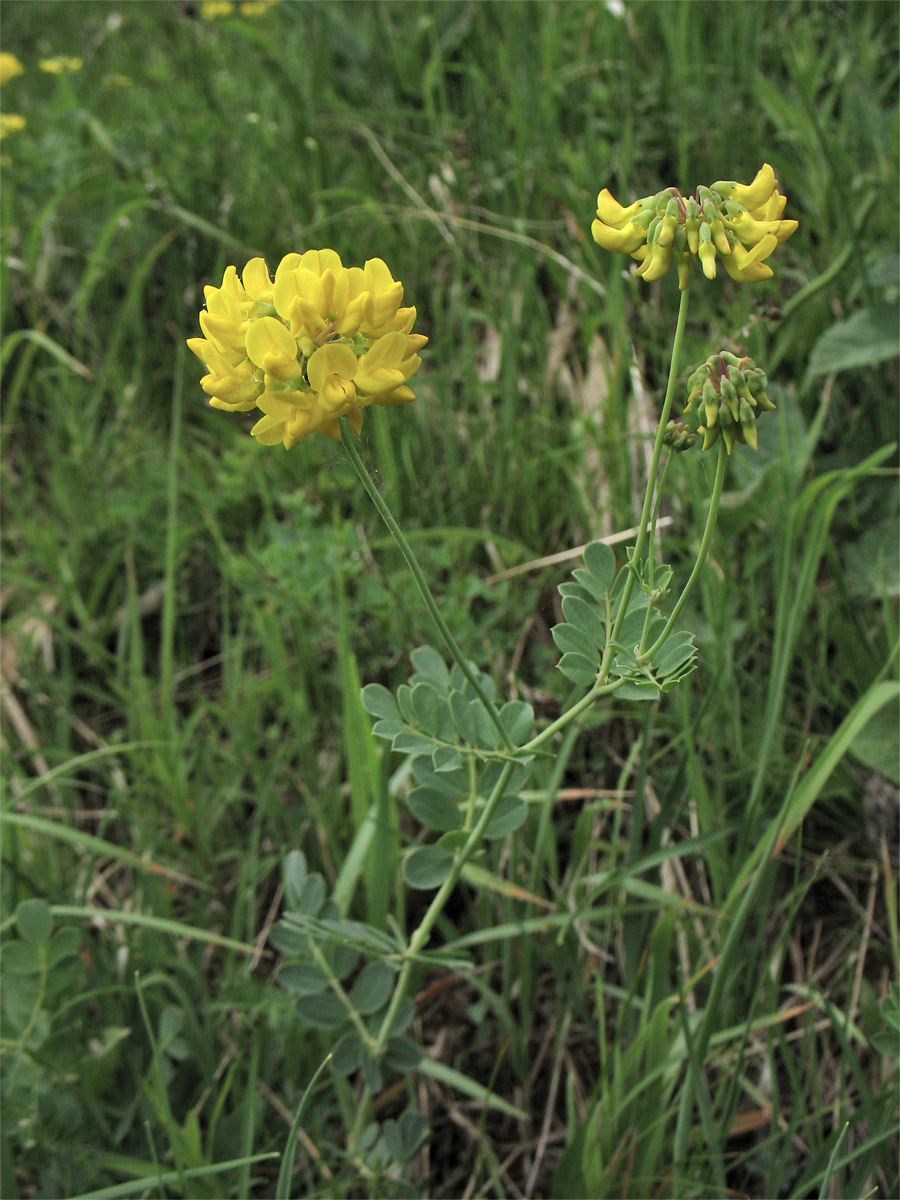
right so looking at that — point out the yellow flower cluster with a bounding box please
[188,250,427,449]
[0,53,24,85]
[591,164,797,289]
[200,0,279,18]
[38,56,83,74]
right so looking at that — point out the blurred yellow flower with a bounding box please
[0,113,26,140]
[239,0,279,15]
[0,53,25,84]
[188,250,427,450]
[591,164,797,289]
[200,1,235,18]
[39,56,83,74]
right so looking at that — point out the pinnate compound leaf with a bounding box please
[410,645,451,689]
[407,786,462,832]
[499,699,534,744]
[295,993,347,1029]
[653,631,697,677]
[558,652,598,686]
[361,683,400,722]
[404,845,453,890]
[332,1031,365,1076]
[384,1036,423,1072]
[278,963,329,996]
[283,849,308,909]
[552,621,598,661]
[350,962,395,1014]
[410,682,444,736]
[583,540,616,589]
[16,899,52,946]
[561,596,607,649]
[483,795,528,839]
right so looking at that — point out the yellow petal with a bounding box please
[307,342,359,393]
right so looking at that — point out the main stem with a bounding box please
[639,439,727,663]
[609,284,691,645]
[340,419,514,753]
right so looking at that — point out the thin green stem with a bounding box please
[609,284,691,646]
[340,419,514,752]
[371,758,517,1059]
[520,677,625,755]
[639,440,728,663]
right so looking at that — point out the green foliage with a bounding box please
[1,0,897,1195]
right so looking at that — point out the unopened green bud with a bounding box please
[720,377,740,421]
[663,419,698,451]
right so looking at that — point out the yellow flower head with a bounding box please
[0,113,26,140]
[200,1,235,18]
[188,250,427,450]
[591,164,797,290]
[0,53,25,85]
[39,56,83,75]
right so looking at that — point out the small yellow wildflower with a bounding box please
[188,250,427,450]
[239,0,279,16]
[0,53,25,84]
[200,1,235,18]
[0,113,26,140]
[591,164,797,289]
[39,56,83,75]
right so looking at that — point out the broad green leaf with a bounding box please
[350,962,395,1014]
[432,745,464,771]
[584,540,616,589]
[552,620,599,661]
[410,681,444,736]
[499,699,534,744]
[283,850,307,909]
[384,1036,423,1072]
[407,786,463,832]
[392,729,437,755]
[483,795,528,839]
[16,899,52,946]
[278,963,329,996]
[561,595,607,649]
[808,303,900,375]
[295,993,347,1030]
[331,1032,362,1080]
[449,691,477,744]
[571,567,606,603]
[404,845,453,890]
[396,683,415,724]
[410,645,451,688]
[653,631,697,677]
[412,758,467,796]
[297,874,325,916]
[613,677,660,702]
[1,941,42,974]
[361,683,400,722]
[269,924,308,956]
[469,699,502,749]
[48,927,82,967]
[557,652,597,686]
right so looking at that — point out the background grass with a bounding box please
[2,1,898,1196]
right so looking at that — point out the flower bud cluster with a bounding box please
[591,164,797,290]
[682,352,775,454]
[187,250,427,449]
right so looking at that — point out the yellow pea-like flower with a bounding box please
[189,249,427,449]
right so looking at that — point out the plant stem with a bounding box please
[372,758,516,1058]
[639,439,727,663]
[609,284,691,645]
[340,419,514,752]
